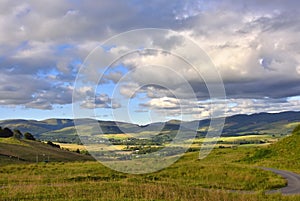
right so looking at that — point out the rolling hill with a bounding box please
[0,111,299,143]
[243,124,300,172]
[0,137,93,165]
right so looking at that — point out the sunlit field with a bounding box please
[1,146,298,201]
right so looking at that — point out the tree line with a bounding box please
[0,127,35,140]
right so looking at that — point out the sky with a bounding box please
[0,0,300,124]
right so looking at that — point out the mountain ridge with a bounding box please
[0,111,300,143]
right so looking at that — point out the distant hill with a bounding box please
[0,137,93,165]
[221,111,300,136]
[0,111,300,143]
[0,118,74,135]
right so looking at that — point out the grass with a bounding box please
[0,137,29,146]
[242,124,300,173]
[0,138,93,165]
[2,126,300,200]
[55,143,86,151]
[2,182,298,201]
[102,133,136,139]
[191,135,273,143]
[0,147,297,201]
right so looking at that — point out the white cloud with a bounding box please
[145,97,180,109]
[0,0,300,119]
[80,94,121,109]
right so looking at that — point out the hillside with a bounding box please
[244,124,300,172]
[0,111,299,143]
[0,119,74,135]
[0,138,93,165]
[222,111,300,135]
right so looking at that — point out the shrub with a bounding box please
[0,127,13,138]
[244,149,272,163]
[47,141,60,148]
[13,129,23,139]
[24,132,36,140]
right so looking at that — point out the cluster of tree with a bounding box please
[46,141,60,148]
[0,126,35,140]
[0,127,13,138]
[218,139,266,145]
[108,134,173,146]
[40,136,82,144]
[123,146,163,154]
[109,137,153,146]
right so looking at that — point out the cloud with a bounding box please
[80,94,121,109]
[141,97,181,110]
[138,96,211,119]
[119,82,139,99]
[0,0,300,119]
[0,71,74,109]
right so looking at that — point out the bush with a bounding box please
[244,149,272,163]
[24,132,36,140]
[0,127,13,138]
[47,141,60,148]
[13,129,23,139]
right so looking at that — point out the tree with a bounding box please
[24,132,35,140]
[13,129,23,139]
[0,127,13,138]
[47,141,60,148]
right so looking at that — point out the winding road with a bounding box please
[262,167,300,195]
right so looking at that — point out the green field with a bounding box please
[0,148,291,201]
[0,147,297,200]
[0,138,93,165]
[1,125,300,200]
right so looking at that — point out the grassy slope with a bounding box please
[243,124,300,172]
[0,138,93,165]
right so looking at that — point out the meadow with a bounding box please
[2,126,300,201]
[1,146,299,201]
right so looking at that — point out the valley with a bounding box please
[1,112,300,200]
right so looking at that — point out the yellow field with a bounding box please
[101,132,158,139]
[55,142,127,152]
[102,133,133,139]
[190,135,271,143]
[55,143,86,151]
